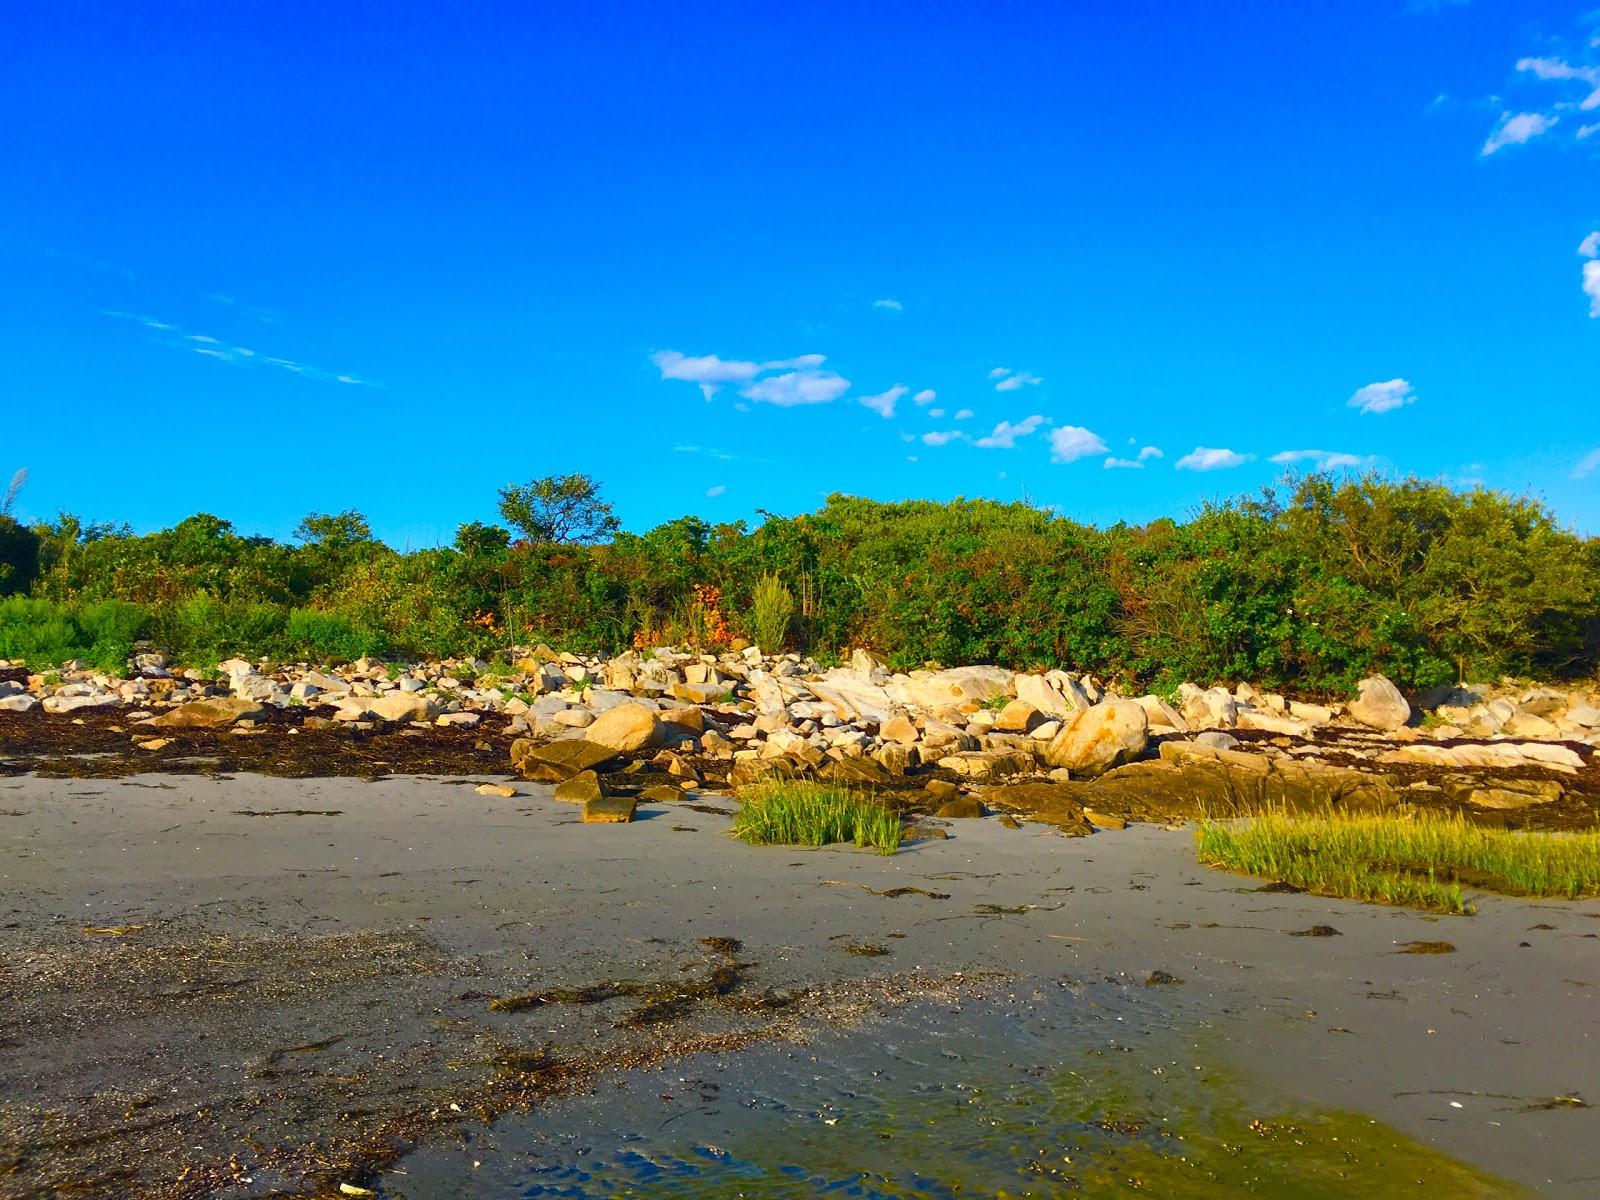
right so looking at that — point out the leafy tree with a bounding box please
[497,474,620,545]
[294,510,373,547]
[0,516,38,596]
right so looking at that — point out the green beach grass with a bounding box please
[732,780,902,855]
[1195,811,1600,915]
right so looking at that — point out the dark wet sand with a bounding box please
[1,772,1597,1197]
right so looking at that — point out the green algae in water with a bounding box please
[484,1048,1524,1199]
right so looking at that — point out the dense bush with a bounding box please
[3,474,1596,694]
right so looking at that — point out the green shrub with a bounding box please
[0,596,89,668]
[285,608,383,664]
[748,573,794,652]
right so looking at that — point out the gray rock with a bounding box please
[1348,675,1410,731]
[1043,700,1149,778]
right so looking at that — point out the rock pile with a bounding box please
[3,647,1595,828]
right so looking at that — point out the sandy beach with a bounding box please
[1,770,1597,1196]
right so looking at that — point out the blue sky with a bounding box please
[3,0,1598,545]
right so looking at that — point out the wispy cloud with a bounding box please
[706,484,727,498]
[954,408,973,420]
[859,384,908,419]
[1103,457,1145,470]
[928,407,945,418]
[102,310,372,385]
[1176,446,1254,471]
[1137,445,1163,461]
[913,388,936,405]
[672,444,746,462]
[651,349,828,400]
[1048,425,1108,464]
[1573,447,1600,479]
[1269,449,1376,471]
[988,367,1042,392]
[873,298,903,312]
[922,430,961,446]
[1517,54,1600,107]
[1480,35,1600,155]
[974,415,1046,449]
[1482,110,1559,154]
[1348,378,1416,414]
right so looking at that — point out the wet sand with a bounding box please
[1,772,1597,1197]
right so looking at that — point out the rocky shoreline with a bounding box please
[3,647,1596,832]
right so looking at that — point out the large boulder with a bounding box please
[42,693,121,714]
[1348,675,1411,731]
[1177,684,1237,730]
[1014,673,1090,719]
[584,703,664,753]
[143,697,267,728]
[364,693,435,723]
[1043,700,1149,778]
[807,669,895,724]
[890,666,1012,712]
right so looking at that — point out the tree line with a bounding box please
[0,471,1596,696]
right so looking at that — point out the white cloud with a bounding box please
[928,407,945,418]
[1482,110,1558,154]
[706,485,727,498]
[1585,260,1600,317]
[1048,425,1109,464]
[1103,457,1144,470]
[1269,449,1375,471]
[1517,56,1598,83]
[1572,448,1600,479]
[922,430,961,446]
[913,388,936,405]
[1580,122,1600,138]
[873,298,903,312]
[974,415,1046,449]
[954,408,974,420]
[740,369,851,407]
[1176,446,1254,471]
[1137,445,1163,461]
[651,350,762,397]
[651,349,829,399]
[1581,231,1600,258]
[859,384,908,419]
[1348,378,1416,414]
[989,367,1042,392]
[906,455,919,463]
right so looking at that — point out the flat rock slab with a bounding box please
[637,784,686,804]
[143,698,267,729]
[934,796,984,819]
[554,770,606,804]
[515,738,621,782]
[582,794,637,823]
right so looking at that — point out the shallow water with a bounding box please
[388,982,1521,1199]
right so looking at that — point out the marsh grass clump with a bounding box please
[731,781,902,855]
[1196,812,1600,915]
